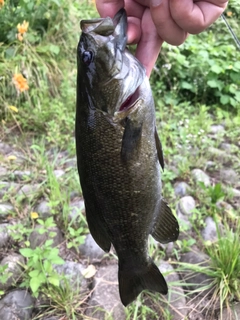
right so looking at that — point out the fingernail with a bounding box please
[151,0,162,7]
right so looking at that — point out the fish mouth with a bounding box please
[119,87,140,112]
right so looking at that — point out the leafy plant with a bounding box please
[19,238,64,296]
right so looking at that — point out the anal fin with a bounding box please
[151,199,179,244]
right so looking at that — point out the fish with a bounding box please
[75,8,179,306]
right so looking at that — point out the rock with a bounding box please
[13,170,31,180]
[174,182,190,197]
[54,261,88,294]
[177,196,196,216]
[0,143,12,155]
[53,169,65,179]
[29,225,63,249]
[18,184,41,198]
[65,157,77,169]
[191,169,211,187]
[159,261,187,320]
[180,250,213,295]
[231,188,240,198]
[0,254,25,290]
[218,302,240,320]
[35,201,52,219]
[201,217,218,242]
[0,182,21,199]
[216,201,233,212]
[220,142,239,153]
[208,147,239,165]
[86,264,126,320]
[79,233,105,261]
[176,196,196,231]
[210,125,225,134]
[0,223,11,247]
[205,161,216,171]
[0,290,33,320]
[0,167,7,179]
[0,203,14,218]
[68,199,85,228]
[219,169,239,185]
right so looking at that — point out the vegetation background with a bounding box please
[0,0,239,319]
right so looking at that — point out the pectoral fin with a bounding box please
[151,199,179,244]
[155,128,164,170]
[121,117,142,163]
[84,199,111,252]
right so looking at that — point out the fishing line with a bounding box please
[221,13,240,51]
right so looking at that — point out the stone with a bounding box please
[13,170,31,180]
[159,261,187,320]
[54,261,88,294]
[191,169,211,187]
[208,147,239,165]
[210,125,225,134]
[0,167,7,179]
[0,143,12,155]
[86,264,126,320]
[18,184,41,198]
[0,182,21,199]
[177,196,196,216]
[35,200,52,219]
[218,302,240,320]
[205,161,216,170]
[53,169,65,179]
[65,157,77,169]
[0,203,14,218]
[29,225,63,249]
[0,254,25,290]
[231,188,240,198]
[174,182,190,197]
[68,199,85,228]
[0,223,10,247]
[79,233,105,261]
[216,201,233,212]
[180,250,213,295]
[219,169,239,185]
[0,290,33,320]
[201,217,218,242]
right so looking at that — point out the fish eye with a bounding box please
[82,51,93,66]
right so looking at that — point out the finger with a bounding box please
[95,0,124,18]
[170,0,228,34]
[135,9,163,77]
[150,0,188,45]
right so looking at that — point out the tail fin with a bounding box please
[118,260,168,306]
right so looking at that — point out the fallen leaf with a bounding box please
[81,264,96,279]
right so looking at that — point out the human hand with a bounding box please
[96,0,228,77]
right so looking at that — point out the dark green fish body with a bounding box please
[76,9,179,306]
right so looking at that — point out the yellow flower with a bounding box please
[13,73,29,92]
[0,0,4,7]
[30,212,39,219]
[8,105,18,113]
[17,20,29,35]
[7,155,17,161]
[227,11,233,17]
[17,33,23,41]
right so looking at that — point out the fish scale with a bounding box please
[76,9,179,306]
